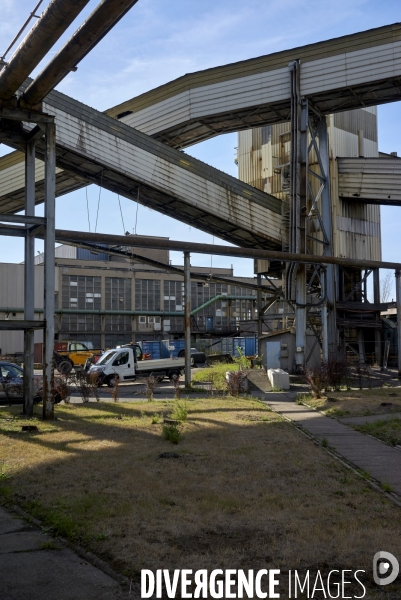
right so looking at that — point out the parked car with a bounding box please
[0,362,62,404]
[177,348,206,365]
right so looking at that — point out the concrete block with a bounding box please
[267,368,290,390]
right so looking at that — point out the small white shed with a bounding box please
[259,328,320,374]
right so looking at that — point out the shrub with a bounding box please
[173,378,182,399]
[162,424,181,444]
[171,401,188,422]
[88,371,101,402]
[226,369,246,397]
[304,363,329,399]
[354,363,372,390]
[107,374,120,402]
[233,347,251,371]
[56,374,72,404]
[146,375,157,401]
[75,371,91,403]
[326,360,349,391]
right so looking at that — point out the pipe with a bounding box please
[0,0,91,101]
[23,140,35,416]
[358,130,365,157]
[54,229,401,271]
[22,0,140,105]
[184,252,191,388]
[43,121,56,420]
[396,270,401,376]
[191,295,256,315]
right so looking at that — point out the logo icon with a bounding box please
[373,551,399,586]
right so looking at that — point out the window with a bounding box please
[138,316,146,324]
[147,316,161,325]
[1,365,23,379]
[135,279,160,311]
[62,275,101,310]
[164,281,183,312]
[279,132,291,164]
[61,314,101,334]
[73,343,87,351]
[104,315,132,332]
[105,277,131,310]
[112,351,129,366]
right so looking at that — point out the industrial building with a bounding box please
[237,106,384,365]
[0,238,263,356]
[1,8,401,416]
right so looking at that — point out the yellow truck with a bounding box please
[54,341,102,373]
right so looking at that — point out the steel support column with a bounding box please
[396,270,401,376]
[257,273,263,340]
[294,96,308,370]
[318,117,336,359]
[184,252,191,388]
[321,272,329,362]
[358,329,366,365]
[373,268,382,365]
[43,122,56,420]
[23,140,36,416]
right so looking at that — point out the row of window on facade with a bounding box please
[62,276,255,312]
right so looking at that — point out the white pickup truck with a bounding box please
[88,345,190,387]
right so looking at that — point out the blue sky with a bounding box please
[0,0,400,287]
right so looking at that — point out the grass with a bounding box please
[192,363,239,392]
[304,387,401,418]
[170,401,188,422]
[0,398,401,596]
[162,424,182,444]
[354,418,401,447]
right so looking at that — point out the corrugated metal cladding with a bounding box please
[37,95,283,249]
[333,108,377,142]
[337,156,401,204]
[238,106,381,261]
[0,264,49,355]
[107,24,401,147]
[76,247,110,262]
[35,244,77,265]
[238,122,291,200]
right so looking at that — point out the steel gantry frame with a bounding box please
[286,61,336,371]
[0,110,56,419]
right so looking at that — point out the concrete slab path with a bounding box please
[261,392,401,497]
[0,506,130,600]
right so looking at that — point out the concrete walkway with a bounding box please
[0,506,130,600]
[261,392,401,497]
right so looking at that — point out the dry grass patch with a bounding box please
[354,418,401,448]
[0,398,400,596]
[304,387,401,418]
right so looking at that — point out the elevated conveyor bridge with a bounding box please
[2,23,401,246]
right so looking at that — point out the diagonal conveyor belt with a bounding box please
[0,87,283,249]
[1,22,401,242]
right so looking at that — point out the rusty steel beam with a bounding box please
[54,229,401,271]
[22,0,140,106]
[0,0,90,101]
